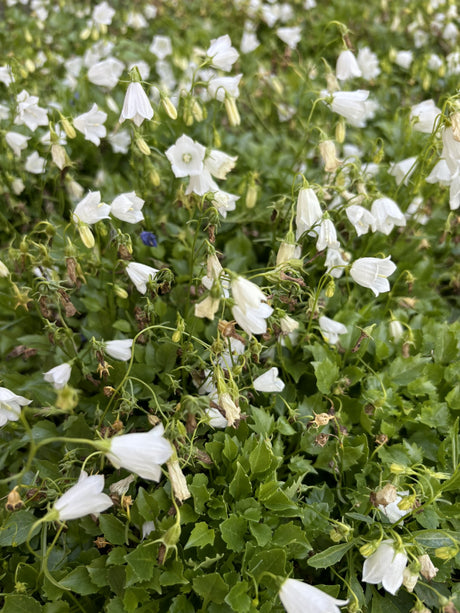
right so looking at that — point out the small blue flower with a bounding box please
[140,231,158,247]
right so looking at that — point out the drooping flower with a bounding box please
[276,26,302,49]
[295,187,323,240]
[441,127,460,173]
[119,81,154,127]
[140,231,158,247]
[231,276,273,335]
[362,541,407,595]
[329,90,370,127]
[211,190,239,218]
[166,134,206,178]
[74,104,107,146]
[5,131,29,157]
[325,247,349,279]
[316,218,339,251]
[111,192,145,223]
[279,578,348,613]
[371,197,406,234]
[186,169,219,196]
[207,74,242,102]
[410,99,441,133]
[53,471,113,521]
[105,339,133,361]
[105,424,173,481]
[0,65,14,87]
[350,256,396,296]
[378,490,411,523]
[72,191,111,225]
[394,50,413,70]
[87,57,124,89]
[14,90,48,131]
[336,49,362,80]
[0,387,32,426]
[108,129,131,154]
[218,392,241,427]
[126,261,159,294]
[389,157,417,186]
[253,367,285,392]
[425,159,452,186]
[319,316,347,345]
[357,47,381,80]
[346,205,375,236]
[43,363,72,390]
[204,149,237,180]
[206,34,239,72]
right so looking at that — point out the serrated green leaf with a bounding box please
[2,594,43,613]
[307,542,354,568]
[225,580,252,613]
[184,522,215,549]
[0,510,41,546]
[124,544,155,581]
[59,566,98,595]
[220,516,247,552]
[229,462,252,498]
[192,573,229,604]
[312,360,339,394]
[99,515,127,546]
[249,438,273,475]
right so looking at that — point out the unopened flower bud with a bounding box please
[360,542,377,557]
[225,97,240,127]
[335,120,346,143]
[319,140,342,172]
[390,463,407,475]
[192,99,204,122]
[136,137,151,156]
[162,96,177,120]
[0,260,9,278]
[325,279,335,297]
[114,285,128,299]
[434,546,458,560]
[61,116,76,139]
[246,183,258,209]
[78,224,95,249]
[25,59,35,73]
[149,167,160,187]
[51,144,68,170]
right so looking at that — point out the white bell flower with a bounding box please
[206,34,239,72]
[329,90,370,127]
[231,276,273,335]
[149,35,172,60]
[207,74,242,101]
[410,99,441,133]
[295,187,323,240]
[43,363,72,390]
[0,65,14,87]
[105,424,173,482]
[362,541,407,595]
[204,149,237,180]
[319,316,348,345]
[87,57,124,89]
[378,490,411,523]
[316,218,339,251]
[276,26,302,49]
[389,157,417,186]
[325,247,349,278]
[126,261,159,294]
[253,367,285,392]
[14,90,48,131]
[336,49,362,80]
[73,191,111,225]
[111,192,145,223]
[450,171,460,210]
[5,131,29,157]
[25,151,46,174]
[74,104,107,146]
[371,197,406,234]
[346,205,375,236]
[53,471,113,521]
[211,190,239,218]
[105,339,133,361]
[279,578,348,613]
[0,387,32,426]
[166,134,206,178]
[185,168,219,196]
[441,127,460,173]
[205,406,228,429]
[425,159,453,186]
[92,1,115,26]
[394,50,413,70]
[350,256,396,296]
[119,82,154,127]
[357,47,381,80]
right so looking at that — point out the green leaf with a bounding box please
[189,473,211,514]
[2,594,43,613]
[312,360,339,394]
[193,573,229,605]
[113,319,132,333]
[0,510,41,546]
[272,522,312,558]
[43,603,70,613]
[225,581,252,613]
[159,559,188,586]
[248,407,275,435]
[124,544,155,582]
[249,522,272,546]
[229,462,252,498]
[248,548,286,577]
[184,522,215,549]
[434,326,458,364]
[220,516,247,552]
[307,542,354,568]
[99,515,127,546]
[59,566,98,595]
[413,530,460,548]
[249,438,273,475]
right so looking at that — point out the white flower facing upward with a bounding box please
[73,191,111,225]
[25,152,46,174]
[319,316,348,345]
[105,339,133,361]
[150,35,172,60]
[5,132,29,157]
[231,276,273,335]
[111,192,145,223]
[336,49,362,80]
[43,363,72,390]
[105,424,173,481]
[206,34,239,72]
[53,471,113,521]
[371,197,406,235]
[362,541,408,595]
[253,367,285,392]
[350,256,396,296]
[126,261,159,294]
[279,578,348,613]
[14,90,48,131]
[0,387,32,427]
[166,134,206,178]
[73,104,107,146]
[119,81,154,127]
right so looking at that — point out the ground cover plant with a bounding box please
[0,0,459,611]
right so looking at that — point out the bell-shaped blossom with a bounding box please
[119,81,154,127]
[441,127,460,174]
[149,35,172,60]
[73,191,111,225]
[53,471,113,521]
[276,241,301,266]
[319,316,347,345]
[14,90,48,131]
[106,424,173,481]
[240,28,260,54]
[325,247,349,278]
[5,131,29,157]
[166,134,206,178]
[108,129,131,154]
[25,151,46,174]
[316,218,339,251]
[296,187,323,239]
[205,406,228,428]
[105,339,133,361]
[111,191,145,223]
[394,50,413,69]
[346,205,375,236]
[389,157,417,186]
[329,90,370,127]
[92,1,115,26]
[206,34,239,72]
[74,104,107,146]
[0,387,32,426]
[279,578,348,613]
[231,276,273,335]
[126,261,159,294]
[350,256,396,296]
[194,295,220,320]
[357,47,380,80]
[276,26,302,49]
[185,168,219,196]
[43,363,72,390]
[450,171,460,210]
[410,99,441,133]
[207,74,242,102]
[0,65,14,87]
[88,57,124,89]
[371,197,406,234]
[205,149,237,180]
[336,49,362,81]
[389,319,404,341]
[362,541,407,595]
[253,367,285,392]
[211,190,239,218]
[378,490,411,523]
[426,159,452,186]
